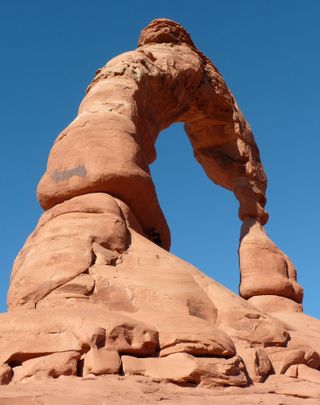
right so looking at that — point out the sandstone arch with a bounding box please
[10,18,303,308]
[37,19,268,252]
[2,19,319,394]
[31,18,301,307]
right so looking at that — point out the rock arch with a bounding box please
[37,19,267,251]
[2,19,319,393]
[29,18,301,308]
[9,18,303,309]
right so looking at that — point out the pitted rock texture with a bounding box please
[1,18,319,403]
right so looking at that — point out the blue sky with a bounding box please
[1,1,319,318]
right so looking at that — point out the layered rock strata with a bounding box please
[1,18,319,402]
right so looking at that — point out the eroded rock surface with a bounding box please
[1,18,319,403]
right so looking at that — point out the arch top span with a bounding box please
[38,18,268,251]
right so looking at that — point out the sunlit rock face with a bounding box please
[1,18,319,404]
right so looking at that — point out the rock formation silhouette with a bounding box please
[1,19,319,404]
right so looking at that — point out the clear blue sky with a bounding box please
[1,1,319,318]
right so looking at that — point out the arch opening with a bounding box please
[150,122,240,294]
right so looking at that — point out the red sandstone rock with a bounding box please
[1,17,319,403]
[0,364,13,385]
[269,348,307,374]
[286,364,320,384]
[266,374,320,399]
[83,349,121,376]
[236,346,273,383]
[239,218,303,303]
[122,353,248,387]
[247,295,303,313]
[36,18,270,251]
[12,351,80,382]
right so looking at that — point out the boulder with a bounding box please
[12,351,80,382]
[122,353,248,387]
[83,349,121,376]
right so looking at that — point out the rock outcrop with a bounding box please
[1,18,319,404]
